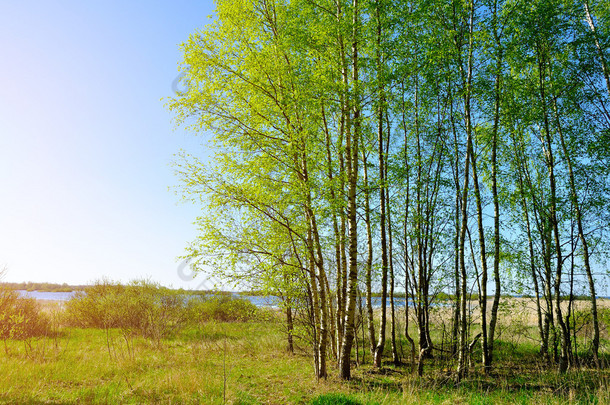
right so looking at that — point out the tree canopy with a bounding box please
[169,0,610,380]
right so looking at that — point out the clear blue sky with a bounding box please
[0,0,216,289]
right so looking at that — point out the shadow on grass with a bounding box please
[338,340,609,405]
[310,393,363,405]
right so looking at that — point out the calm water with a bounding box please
[237,295,417,308]
[16,291,610,309]
[17,290,413,308]
[16,290,281,306]
[17,290,78,301]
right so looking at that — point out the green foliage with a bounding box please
[167,0,610,382]
[64,280,269,339]
[574,306,610,341]
[600,307,610,331]
[0,287,50,341]
[186,294,269,323]
[64,279,186,339]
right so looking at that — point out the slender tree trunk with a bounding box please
[385,113,399,367]
[537,45,570,372]
[359,289,367,365]
[516,166,545,356]
[401,105,416,370]
[374,107,388,368]
[286,302,294,354]
[334,0,349,361]
[404,256,416,372]
[322,104,341,361]
[338,215,347,358]
[543,225,555,363]
[339,0,360,380]
[306,228,322,379]
[373,0,388,369]
[584,1,610,97]
[302,149,329,378]
[309,218,328,378]
[324,272,337,359]
[552,96,600,367]
[449,85,461,357]
[457,135,472,381]
[528,164,555,362]
[362,149,377,359]
[487,1,502,372]
[457,0,475,380]
[470,144,490,372]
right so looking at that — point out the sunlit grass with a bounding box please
[0,322,316,404]
[0,318,608,404]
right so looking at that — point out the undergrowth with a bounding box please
[0,283,608,404]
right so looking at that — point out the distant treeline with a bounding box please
[0,282,241,296]
[0,282,89,292]
[6,282,599,301]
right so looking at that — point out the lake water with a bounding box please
[16,290,281,306]
[17,290,415,308]
[16,291,609,309]
[17,290,78,301]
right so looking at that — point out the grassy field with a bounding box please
[1,301,609,405]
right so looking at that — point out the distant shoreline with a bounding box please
[4,282,609,301]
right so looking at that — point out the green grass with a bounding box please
[0,322,315,404]
[0,320,608,404]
